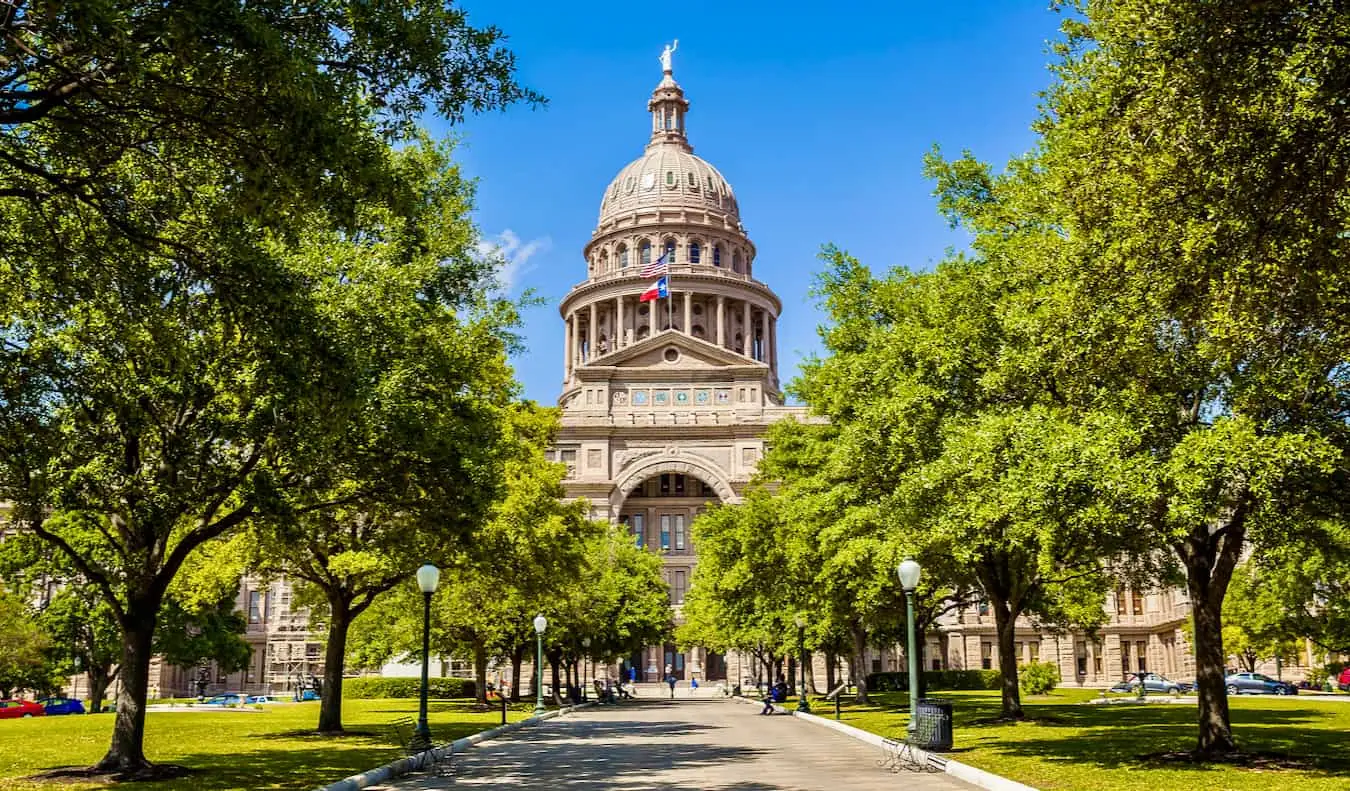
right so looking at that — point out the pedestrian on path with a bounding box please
[666,673,677,699]
[690,676,699,696]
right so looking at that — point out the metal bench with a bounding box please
[389,717,453,777]
[877,737,945,774]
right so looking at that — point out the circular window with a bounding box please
[663,347,680,363]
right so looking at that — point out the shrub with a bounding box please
[865,669,1002,693]
[1018,661,1061,695]
[342,676,477,700]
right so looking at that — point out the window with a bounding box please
[265,586,276,621]
[1132,589,1144,615]
[689,242,701,263]
[713,245,722,267]
[666,171,674,186]
[981,643,992,670]
[1029,642,1039,663]
[931,658,941,671]
[707,175,714,191]
[248,591,262,623]
[660,515,671,550]
[1076,643,1088,676]
[1014,642,1024,666]
[733,250,742,272]
[1136,640,1148,671]
[675,516,686,550]
[306,643,320,661]
[1093,641,1103,674]
[660,474,671,495]
[1116,585,1127,615]
[674,474,686,495]
[687,172,695,186]
[618,245,629,268]
[1121,642,1131,674]
[664,239,677,264]
[640,242,652,268]
[624,514,645,548]
[673,570,686,604]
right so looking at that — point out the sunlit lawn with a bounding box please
[809,688,1350,791]
[0,698,536,791]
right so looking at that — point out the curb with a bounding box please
[731,696,1037,791]
[313,701,596,791]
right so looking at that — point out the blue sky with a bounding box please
[434,1,1066,404]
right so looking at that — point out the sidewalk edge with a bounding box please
[313,702,595,791]
[730,695,1038,791]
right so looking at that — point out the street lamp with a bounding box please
[794,613,811,713]
[897,558,922,737]
[413,563,440,751]
[581,637,591,701]
[533,614,548,715]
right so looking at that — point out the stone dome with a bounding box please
[597,146,739,227]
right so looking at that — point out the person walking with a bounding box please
[666,673,677,699]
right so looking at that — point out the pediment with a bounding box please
[585,330,761,371]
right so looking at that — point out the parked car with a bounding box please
[201,693,247,706]
[1338,667,1350,692]
[1110,672,1191,694]
[0,700,47,719]
[37,697,86,715]
[1225,672,1298,695]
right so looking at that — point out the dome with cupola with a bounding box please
[594,65,741,232]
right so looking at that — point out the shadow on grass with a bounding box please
[930,693,1350,779]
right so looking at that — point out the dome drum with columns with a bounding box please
[552,46,810,683]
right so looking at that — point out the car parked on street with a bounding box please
[1110,672,1192,694]
[202,693,247,706]
[1225,672,1298,695]
[0,700,46,718]
[37,697,86,715]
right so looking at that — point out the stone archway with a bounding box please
[608,453,737,516]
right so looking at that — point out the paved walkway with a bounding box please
[379,698,977,791]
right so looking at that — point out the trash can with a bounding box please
[911,698,953,751]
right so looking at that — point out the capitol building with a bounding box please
[550,49,809,682]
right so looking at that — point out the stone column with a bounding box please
[716,296,726,347]
[683,291,692,336]
[742,301,752,356]
[564,312,573,381]
[616,296,625,349]
[759,310,769,363]
[768,316,776,372]
[588,302,597,362]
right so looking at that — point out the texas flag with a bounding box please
[639,275,669,303]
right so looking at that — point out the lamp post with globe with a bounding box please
[897,558,922,737]
[413,564,440,751]
[533,614,548,715]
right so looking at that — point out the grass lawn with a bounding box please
[0,698,537,791]
[812,688,1350,791]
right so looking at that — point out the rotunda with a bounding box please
[553,48,808,683]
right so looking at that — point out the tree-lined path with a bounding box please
[380,699,976,790]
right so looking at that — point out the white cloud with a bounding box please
[478,229,551,295]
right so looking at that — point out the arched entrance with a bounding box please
[613,458,734,683]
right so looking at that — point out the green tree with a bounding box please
[1253,521,1350,658]
[0,585,54,697]
[1019,0,1350,753]
[1218,564,1301,674]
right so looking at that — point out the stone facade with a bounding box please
[553,53,809,682]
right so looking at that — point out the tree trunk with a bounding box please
[1182,532,1243,754]
[88,665,114,714]
[804,650,818,694]
[317,595,353,733]
[825,650,837,692]
[548,651,562,705]
[991,596,1024,719]
[850,621,869,704]
[473,640,489,706]
[510,645,523,702]
[95,607,156,773]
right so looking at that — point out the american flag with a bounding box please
[639,249,670,278]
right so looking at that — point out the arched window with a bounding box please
[663,239,677,264]
[666,171,674,186]
[687,172,696,187]
[599,250,609,272]
[640,241,652,268]
[732,251,742,273]
[713,245,722,267]
[618,245,629,269]
[689,242,701,264]
[706,175,714,192]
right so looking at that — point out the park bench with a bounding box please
[389,716,453,777]
[877,737,946,774]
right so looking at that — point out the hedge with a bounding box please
[866,669,1002,692]
[342,677,477,699]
